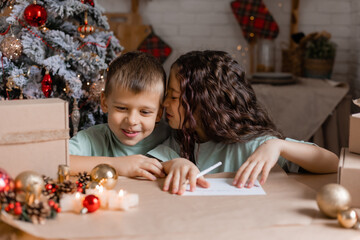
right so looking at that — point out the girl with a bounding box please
[149,50,339,195]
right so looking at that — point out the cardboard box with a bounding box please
[338,148,360,207]
[0,98,69,179]
[349,113,360,154]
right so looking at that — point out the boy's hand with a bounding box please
[116,155,165,181]
[162,158,209,195]
[233,139,281,188]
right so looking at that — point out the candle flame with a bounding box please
[75,192,81,199]
[118,189,124,197]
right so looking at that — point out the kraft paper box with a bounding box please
[0,98,69,179]
[349,113,360,154]
[338,148,360,207]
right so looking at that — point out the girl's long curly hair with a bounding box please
[172,50,283,163]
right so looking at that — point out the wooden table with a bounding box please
[0,168,358,240]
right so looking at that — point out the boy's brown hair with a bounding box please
[105,51,166,100]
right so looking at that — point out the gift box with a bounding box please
[338,148,360,207]
[0,98,69,179]
[349,113,360,154]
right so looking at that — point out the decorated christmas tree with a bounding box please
[0,0,123,135]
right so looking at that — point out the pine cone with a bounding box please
[42,175,53,185]
[58,180,77,194]
[77,172,91,185]
[0,191,16,205]
[26,201,51,222]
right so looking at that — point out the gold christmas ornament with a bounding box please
[316,183,351,218]
[90,164,118,190]
[87,180,100,190]
[337,208,358,228]
[14,171,44,204]
[0,35,23,60]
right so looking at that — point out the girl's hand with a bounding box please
[162,158,210,195]
[233,139,282,188]
[115,155,165,181]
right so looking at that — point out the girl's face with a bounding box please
[164,67,208,142]
[163,67,184,129]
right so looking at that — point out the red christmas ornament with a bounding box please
[83,194,100,213]
[78,25,94,34]
[41,71,52,98]
[81,0,94,7]
[0,168,14,193]
[24,3,47,27]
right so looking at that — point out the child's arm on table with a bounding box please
[233,138,339,188]
[162,158,209,195]
[70,154,165,181]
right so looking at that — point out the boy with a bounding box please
[70,51,169,181]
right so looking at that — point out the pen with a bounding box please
[183,161,222,186]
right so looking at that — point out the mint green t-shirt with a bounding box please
[69,120,170,157]
[148,134,314,173]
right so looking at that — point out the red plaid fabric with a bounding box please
[138,32,172,64]
[231,0,279,42]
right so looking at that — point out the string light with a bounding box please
[237,45,242,51]
[250,16,254,21]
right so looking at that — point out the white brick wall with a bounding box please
[101,0,359,97]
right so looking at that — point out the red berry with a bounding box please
[14,206,22,215]
[56,207,61,213]
[8,203,14,209]
[48,200,55,207]
[15,202,21,207]
[53,203,59,209]
[78,183,83,187]
[4,206,10,212]
[45,184,52,191]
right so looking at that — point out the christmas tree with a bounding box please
[0,0,123,135]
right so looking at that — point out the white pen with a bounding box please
[183,161,222,186]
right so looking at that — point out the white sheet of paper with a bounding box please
[183,178,266,196]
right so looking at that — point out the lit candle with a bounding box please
[97,185,109,209]
[59,192,84,213]
[108,189,139,211]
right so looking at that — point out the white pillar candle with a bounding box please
[107,189,121,210]
[108,189,139,211]
[97,185,109,209]
[73,192,84,212]
[59,192,84,213]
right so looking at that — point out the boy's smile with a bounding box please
[101,85,162,146]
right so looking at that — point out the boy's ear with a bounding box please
[100,92,108,113]
[156,106,164,123]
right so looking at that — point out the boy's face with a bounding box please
[163,68,185,129]
[101,84,163,146]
